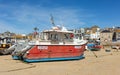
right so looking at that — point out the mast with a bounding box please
[50,14,55,26]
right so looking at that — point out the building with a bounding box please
[84,28,91,39]
[69,28,85,40]
[100,30,113,45]
[85,25,100,40]
[113,27,120,41]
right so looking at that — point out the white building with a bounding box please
[90,28,100,39]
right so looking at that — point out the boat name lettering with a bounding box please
[74,46,81,49]
[38,46,48,50]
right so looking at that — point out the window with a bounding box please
[50,34,58,40]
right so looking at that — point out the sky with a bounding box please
[0,0,120,34]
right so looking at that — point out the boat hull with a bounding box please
[23,54,84,62]
[87,43,101,51]
[12,56,22,60]
[88,47,101,51]
[23,44,86,62]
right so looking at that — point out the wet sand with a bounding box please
[0,48,120,75]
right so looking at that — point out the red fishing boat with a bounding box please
[12,15,87,62]
[19,26,87,62]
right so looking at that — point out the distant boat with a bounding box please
[0,37,13,55]
[87,43,101,51]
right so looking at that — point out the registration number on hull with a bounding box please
[38,46,48,50]
[74,46,82,49]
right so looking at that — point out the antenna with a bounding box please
[50,14,55,26]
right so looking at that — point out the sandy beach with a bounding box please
[0,48,120,75]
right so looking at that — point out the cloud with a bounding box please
[0,1,93,34]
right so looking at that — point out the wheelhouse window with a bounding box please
[50,34,58,40]
[63,33,74,42]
